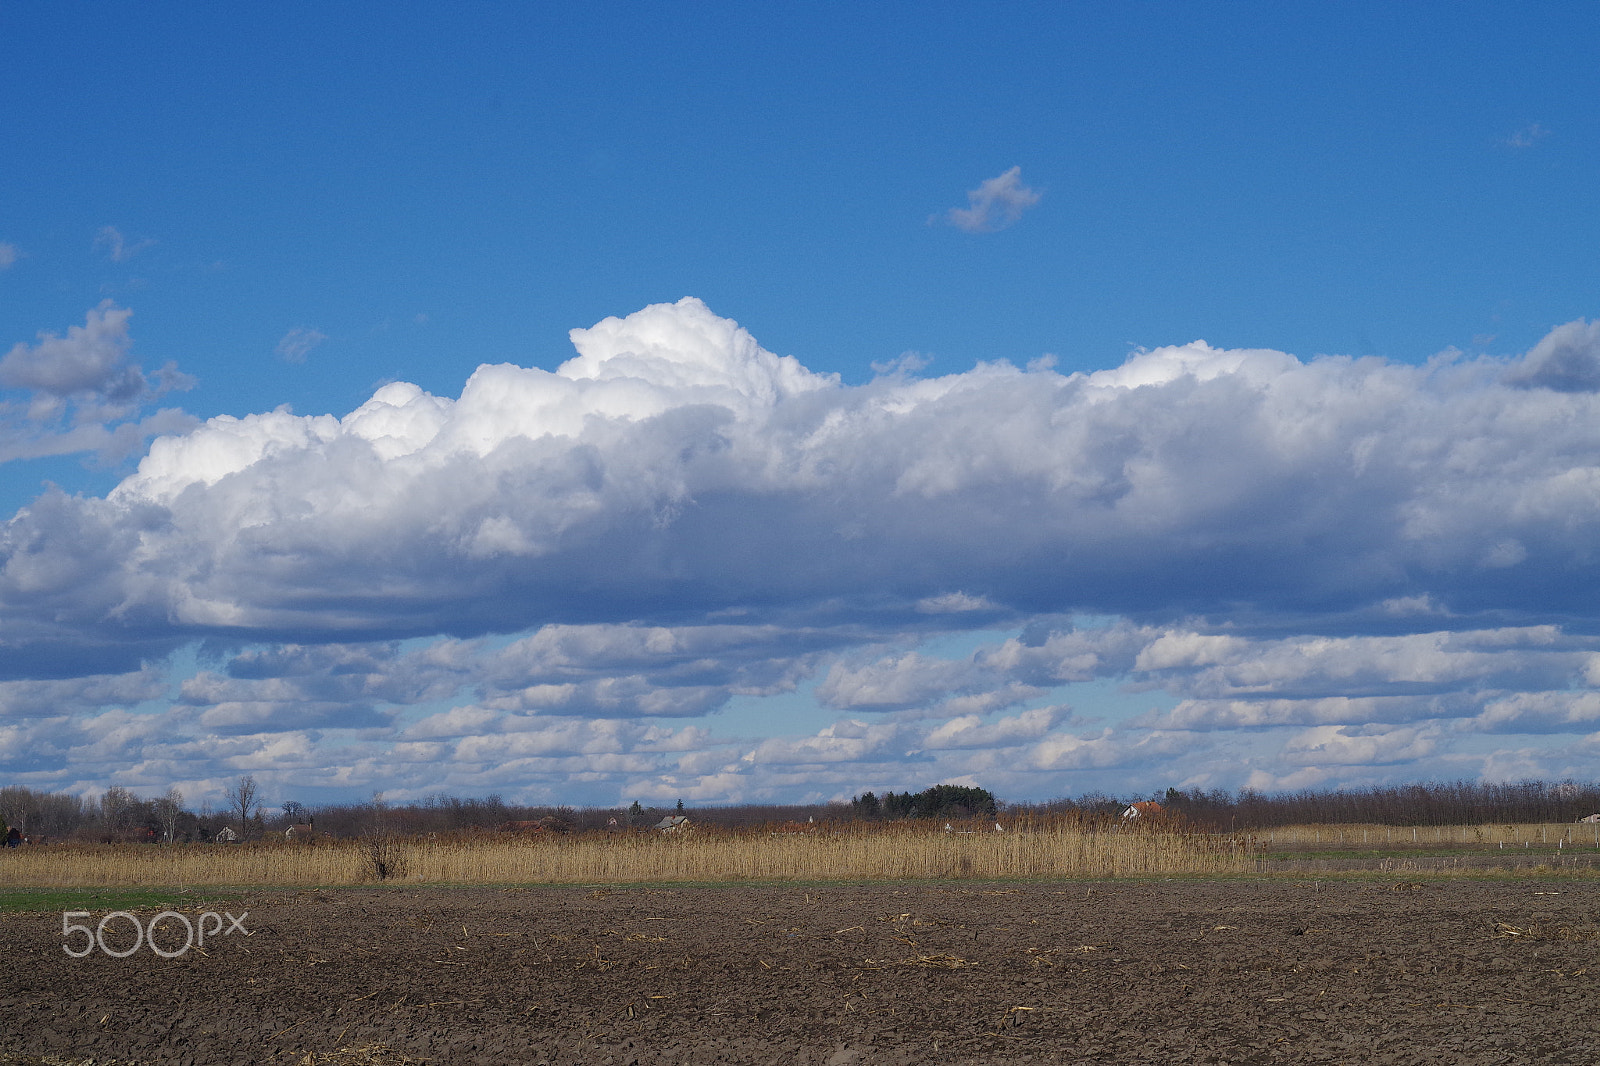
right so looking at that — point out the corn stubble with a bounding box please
[0,817,1248,887]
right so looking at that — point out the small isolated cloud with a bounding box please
[1505,123,1550,149]
[915,591,997,614]
[941,166,1042,233]
[870,351,932,377]
[276,327,328,364]
[0,243,19,270]
[93,226,155,263]
[0,301,196,463]
[0,302,143,398]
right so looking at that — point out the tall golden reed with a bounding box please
[0,818,1248,888]
[1255,822,1600,847]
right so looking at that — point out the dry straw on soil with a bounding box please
[1490,921,1600,941]
[0,819,1249,887]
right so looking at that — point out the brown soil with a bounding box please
[3,878,1599,1065]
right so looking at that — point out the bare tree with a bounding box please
[0,787,39,837]
[361,791,407,881]
[282,800,306,825]
[100,786,138,831]
[153,787,184,843]
[231,775,259,838]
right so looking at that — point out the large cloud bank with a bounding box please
[5,298,1600,805]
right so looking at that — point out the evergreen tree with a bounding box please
[851,792,881,818]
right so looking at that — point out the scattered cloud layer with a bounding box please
[942,166,1042,233]
[5,298,1600,807]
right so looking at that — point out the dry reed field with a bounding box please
[1255,820,1600,847]
[0,818,1250,887]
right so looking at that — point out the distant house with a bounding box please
[654,815,691,833]
[1579,813,1600,824]
[1121,801,1164,820]
[214,826,240,843]
[285,823,315,841]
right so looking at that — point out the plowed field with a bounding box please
[3,878,1598,1065]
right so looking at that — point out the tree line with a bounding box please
[3,777,1597,843]
[1012,779,1600,829]
[0,784,198,843]
[0,780,579,843]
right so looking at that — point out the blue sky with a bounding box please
[2,3,1599,810]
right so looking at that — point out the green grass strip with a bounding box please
[0,886,245,913]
